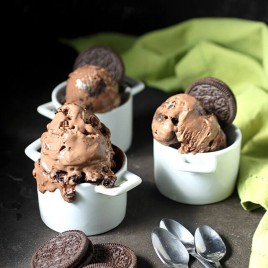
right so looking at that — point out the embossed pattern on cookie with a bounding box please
[87,243,137,268]
[73,46,125,83]
[31,230,93,268]
[185,77,237,126]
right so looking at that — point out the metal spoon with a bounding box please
[195,225,226,268]
[160,218,215,268]
[152,226,189,268]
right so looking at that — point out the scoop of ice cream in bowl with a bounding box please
[25,103,142,235]
[65,64,121,114]
[152,77,241,205]
[37,46,145,152]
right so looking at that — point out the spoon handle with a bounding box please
[190,252,215,268]
[215,261,223,268]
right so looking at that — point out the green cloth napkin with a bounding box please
[62,18,268,268]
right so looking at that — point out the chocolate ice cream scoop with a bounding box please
[33,103,117,202]
[152,94,226,154]
[65,64,121,113]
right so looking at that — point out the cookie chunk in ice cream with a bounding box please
[151,94,226,154]
[33,103,117,202]
[65,64,121,113]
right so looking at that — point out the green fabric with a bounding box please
[62,18,268,268]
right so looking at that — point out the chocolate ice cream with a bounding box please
[33,103,117,202]
[152,93,226,154]
[65,64,121,113]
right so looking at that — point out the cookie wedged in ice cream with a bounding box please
[33,103,117,202]
[73,46,125,83]
[65,64,121,113]
[151,93,226,154]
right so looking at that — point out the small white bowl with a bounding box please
[37,76,145,152]
[25,139,142,235]
[153,124,242,205]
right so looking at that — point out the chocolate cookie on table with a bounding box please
[185,77,237,126]
[73,46,125,83]
[30,230,94,268]
[86,243,137,268]
[83,264,113,268]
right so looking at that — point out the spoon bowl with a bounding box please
[160,218,194,251]
[160,218,215,268]
[151,226,189,268]
[195,225,226,268]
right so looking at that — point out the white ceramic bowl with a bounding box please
[25,139,142,235]
[153,124,242,205]
[37,76,145,152]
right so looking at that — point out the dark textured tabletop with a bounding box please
[2,2,267,267]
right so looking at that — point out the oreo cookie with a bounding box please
[86,243,137,268]
[31,230,94,268]
[73,46,125,83]
[83,264,113,268]
[185,77,237,126]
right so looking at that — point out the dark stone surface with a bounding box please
[0,42,265,267]
[1,2,266,267]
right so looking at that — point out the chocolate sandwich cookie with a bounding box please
[31,230,94,268]
[86,243,137,268]
[83,264,113,268]
[185,77,237,126]
[73,46,125,83]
